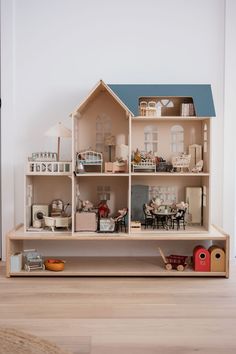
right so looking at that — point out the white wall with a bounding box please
[1,0,16,258]
[1,0,234,258]
[224,0,236,256]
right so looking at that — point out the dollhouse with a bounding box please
[6,80,229,277]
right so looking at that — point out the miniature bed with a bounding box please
[133,158,156,172]
[77,150,103,173]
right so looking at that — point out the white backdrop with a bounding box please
[1,0,235,259]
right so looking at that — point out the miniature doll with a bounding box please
[98,200,110,218]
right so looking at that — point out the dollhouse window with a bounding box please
[149,186,177,204]
[171,125,184,153]
[203,123,208,153]
[96,115,111,153]
[144,125,158,152]
[97,185,110,201]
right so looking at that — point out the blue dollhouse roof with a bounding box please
[108,84,216,117]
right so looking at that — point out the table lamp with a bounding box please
[104,134,115,162]
[45,122,72,161]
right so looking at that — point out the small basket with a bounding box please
[44,259,65,271]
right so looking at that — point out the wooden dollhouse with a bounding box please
[6,80,229,277]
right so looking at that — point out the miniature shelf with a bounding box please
[6,224,229,277]
[75,173,129,177]
[8,224,228,241]
[131,172,210,177]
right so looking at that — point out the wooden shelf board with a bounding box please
[76,173,129,177]
[9,256,226,277]
[10,225,228,241]
[26,173,72,177]
[132,116,210,121]
[131,172,210,177]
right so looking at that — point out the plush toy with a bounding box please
[176,201,188,210]
[81,200,94,212]
[98,200,110,218]
[112,208,128,221]
[133,149,142,164]
[150,197,163,211]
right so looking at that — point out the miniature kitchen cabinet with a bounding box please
[6,80,230,277]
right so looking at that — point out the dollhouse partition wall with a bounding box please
[6,80,230,277]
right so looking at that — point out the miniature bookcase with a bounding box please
[6,80,229,277]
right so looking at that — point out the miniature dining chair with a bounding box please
[143,204,154,229]
[172,208,187,230]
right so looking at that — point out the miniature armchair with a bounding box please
[113,208,128,232]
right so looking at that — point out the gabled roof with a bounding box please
[108,84,216,117]
[71,81,216,118]
[71,80,132,117]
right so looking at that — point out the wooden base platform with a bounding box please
[6,224,229,278]
[9,256,227,277]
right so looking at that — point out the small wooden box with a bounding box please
[75,212,97,232]
[112,161,127,173]
[131,221,141,231]
[105,161,127,173]
[104,162,113,173]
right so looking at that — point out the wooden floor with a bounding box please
[0,261,236,354]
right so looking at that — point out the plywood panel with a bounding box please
[32,176,72,206]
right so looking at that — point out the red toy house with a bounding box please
[193,246,210,272]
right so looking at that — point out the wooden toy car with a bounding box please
[158,247,188,271]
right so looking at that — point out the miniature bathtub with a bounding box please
[44,216,72,232]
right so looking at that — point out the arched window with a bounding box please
[171,125,184,153]
[144,125,158,152]
[96,115,111,153]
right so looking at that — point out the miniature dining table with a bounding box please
[152,210,176,230]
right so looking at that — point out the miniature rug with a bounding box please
[0,328,72,354]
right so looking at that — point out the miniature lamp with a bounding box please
[45,122,72,161]
[104,134,115,162]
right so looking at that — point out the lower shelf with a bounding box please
[10,257,227,277]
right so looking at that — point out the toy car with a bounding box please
[23,249,45,272]
[158,247,188,271]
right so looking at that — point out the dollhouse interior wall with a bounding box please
[75,176,129,217]
[25,176,72,228]
[132,120,210,172]
[132,175,209,230]
[75,91,129,162]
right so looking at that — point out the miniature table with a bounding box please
[152,211,176,230]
